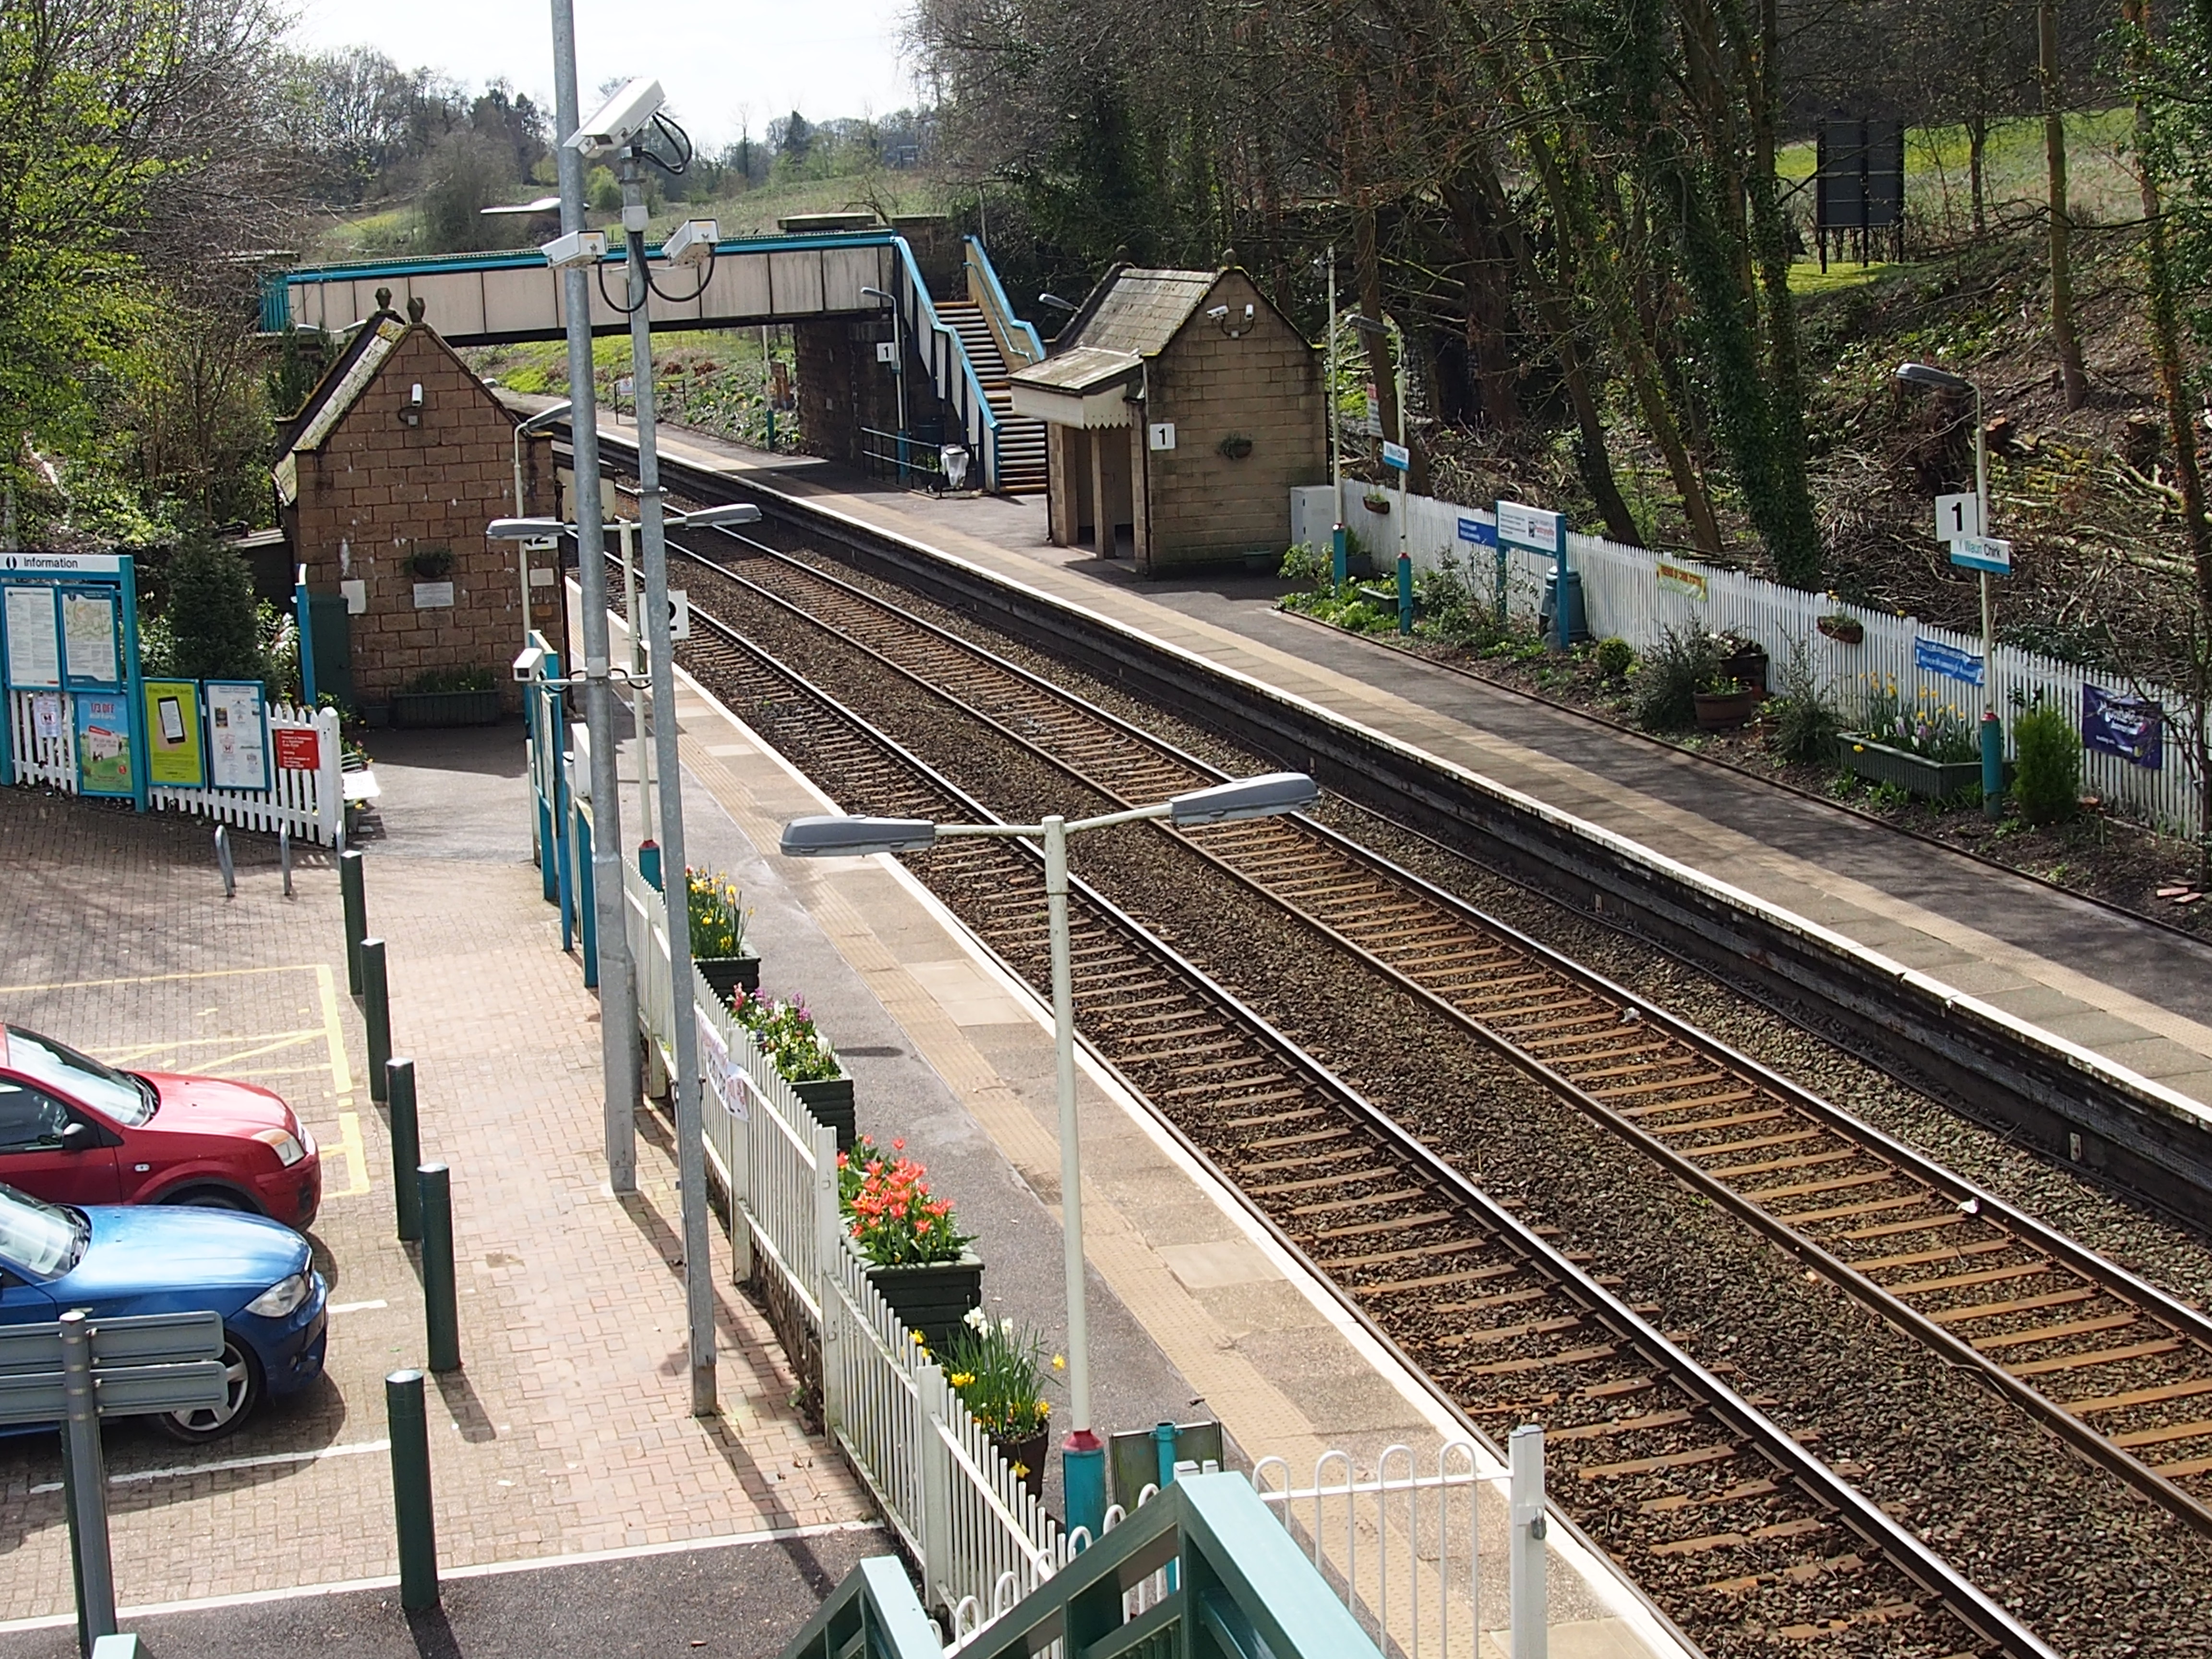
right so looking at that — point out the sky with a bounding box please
[290,0,917,149]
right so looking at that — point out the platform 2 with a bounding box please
[540,403,2212,1121]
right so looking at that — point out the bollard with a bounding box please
[387,1059,422,1243]
[340,849,367,994]
[214,825,234,899]
[1397,551,1414,635]
[280,825,294,898]
[385,1370,439,1610]
[638,840,662,891]
[418,1163,461,1373]
[1509,1423,1548,1659]
[1330,521,1348,589]
[1980,709,2006,822]
[362,938,390,1105]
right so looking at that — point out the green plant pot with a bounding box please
[862,1249,983,1354]
[391,689,501,728]
[695,955,760,1006]
[791,1074,855,1150]
[1841,735,1980,798]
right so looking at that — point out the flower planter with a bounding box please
[792,1074,855,1150]
[1721,645,1769,693]
[1841,734,1980,798]
[391,689,502,728]
[996,1430,1049,1502]
[1693,688,1764,731]
[1360,493,1392,515]
[694,955,760,1006]
[1817,615,1865,645]
[863,1249,984,1353]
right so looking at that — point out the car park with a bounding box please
[0,1025,321,1228]
[0,1181,328,1441]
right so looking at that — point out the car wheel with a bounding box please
[158,1335,261,1443]
[165,1187,258,1214]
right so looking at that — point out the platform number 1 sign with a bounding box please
[1935,492,1982,543]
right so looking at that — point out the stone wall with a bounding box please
[793,318,902,470]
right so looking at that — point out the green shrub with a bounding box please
[164,533,266,686]
[1416,551,1497,648]
[1594,637,1635,680]
[1766,645,1842,767]
[1279,542,1328,587]
[2012,702,2081,825]
[1633,626,1725,732]
[404,665,496,693]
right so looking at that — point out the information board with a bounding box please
[143,679,205,788]
[73,690,134,795]
[60,590,119,685]
[1495,500,1564,553]
[204,680,270,792]
[4,587,59,687]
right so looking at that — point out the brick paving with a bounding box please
[0,762,867,1622]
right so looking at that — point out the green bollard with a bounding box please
[1397,551,1414,635]
[1330,522,1347,589]
[418,1163,461,1374]
[387,1058,422,1244]
[1980,709,2005,821]
[362,938,390,1105]
[340,849,367,996]
[385,1370,439,1610]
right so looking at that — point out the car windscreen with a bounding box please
[3,1027,154,1127]
[0,1184,87,1277]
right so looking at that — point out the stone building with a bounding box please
[273,299,553,716]
[1008,266,1324,574]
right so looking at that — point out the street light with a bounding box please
[861,285,909,484]
[509,403,574,669]
[779,770,1318,1541]
[1897,361,2004,818]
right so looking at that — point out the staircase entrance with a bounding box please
[934,299,1047,494]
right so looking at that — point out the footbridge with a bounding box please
[264,231,1047,492]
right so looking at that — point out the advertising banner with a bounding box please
[73,690,134,795]
[2082,686,2163,770]
[204,679,270,791]
[1913,637,1984,686]
[143,679,205,788]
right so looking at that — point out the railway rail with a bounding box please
[657,530,2212,1541]
[661,571,2055,1659]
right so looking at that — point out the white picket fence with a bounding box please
[623,857,1067,1631]
[6,690,344,844]
[1294,481,2203,838]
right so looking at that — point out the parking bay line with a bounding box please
[27,1437,394,1496]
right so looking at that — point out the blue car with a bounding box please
[0,1181,328,1442]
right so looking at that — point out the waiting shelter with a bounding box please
[1008,265,1324,574]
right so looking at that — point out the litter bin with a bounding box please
[1538,565,1591,645]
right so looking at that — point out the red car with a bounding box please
[0,1026,321,1229]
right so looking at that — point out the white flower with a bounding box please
[963,1306,989,1332]
[1000,1317,1015,1339]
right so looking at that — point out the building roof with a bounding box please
[272,312,409,506]
[1008,345,1143,397]
[1053,266,1218,360]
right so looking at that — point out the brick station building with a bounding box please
[1008,265,1324,575]
[274,297,555,717]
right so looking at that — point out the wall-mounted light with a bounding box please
[398,383,424,427]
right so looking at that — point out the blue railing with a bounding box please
[887,237,1001,489]
[963,237,1046,371]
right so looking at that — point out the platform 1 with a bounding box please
[541,405,2212,1119]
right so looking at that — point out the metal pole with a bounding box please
[893,295,909,484]
[59,1310,116,1650]
[1327,249,1346,589]
[387,1058,422,1243]
[385,1369,439,1610]
[1045,815,1104,1539]
[624,519,658,872]
[214,824,234,898]
[1973,379,2004,820]
[623,152,717,1418]
[362,938,391,1104]
[419,1162,461,1373]
[1509,1423,1547,1659]
[552,0,640,1195]
[512,432,532,640]
[340,848,366,995]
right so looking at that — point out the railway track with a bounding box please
[661,530,2212,1540]
[664,577,2053,1659]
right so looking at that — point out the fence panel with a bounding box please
[6,690,75,789]
[1327,481,2201,836]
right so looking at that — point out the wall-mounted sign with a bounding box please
[0,552,120,575]
[4,586,59,687]
[60,589,120,685]
[341,579,367,614]
[1380,440,1410,472]
[413,581,456,609]
[1657,563,1711,601]
[1147,422,1177,452]
[143,679,205,788]
[1455,517,1497,547]
[1934,492,1982,543]
[1913,637,1983,686]
[1949,536,2012,575]
[275,727,321,771]
[1495,500,1564,553]
[73,690,134,796]
[204,679,271,791]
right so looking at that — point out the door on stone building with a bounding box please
[303,591,353,711]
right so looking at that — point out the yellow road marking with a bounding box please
[334,1111,373,1196]
[315,965,353,1097]
[0,965,319,995]
[95,1030,328,1059]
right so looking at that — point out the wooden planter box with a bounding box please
[1842,735,1981,798]
[1693,688,1763,731]
[791,1074,855,1151]
[1721,645,1770,693]
[862,1249,984,1354]
[1817,615,1865,644]
[391,689,502,728]
[695,955,760,1006]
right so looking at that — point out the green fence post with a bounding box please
[385,1370,439,1610]
[362,938,390,1104]
[418,1163,460,1374]
[340,849,366,996]
[387,1058,422,1244]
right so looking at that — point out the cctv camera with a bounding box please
[541,228,608,271]
[513,645,546,683]
[662,218,720,270]
[1205,304,1230,322]
[567,78,667,158]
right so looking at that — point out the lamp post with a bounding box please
[861,285,908,484]
[1897,361,2004,818]
[1324,246,1346,590]
[511,400,571,643]
[778,770,1318,1543]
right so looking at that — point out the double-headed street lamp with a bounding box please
[1897,361,2005,818]
[778,770,1318,1540]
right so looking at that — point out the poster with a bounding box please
[204,679,270,791]
[2083,686,2163,771]
[4,586,59,687]
[73,691,134,796]
[698,1020,745,1122]
[275,727,320,771]
[60,589,119,684]
[142,678,205,788]
[1657,563,1711,602]
[1913,637,1984,686]
[31,692,63,740]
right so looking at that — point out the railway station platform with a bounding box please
[544,405,2212,1119]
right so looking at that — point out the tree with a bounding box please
[164,534,264,684]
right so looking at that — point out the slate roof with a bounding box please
[271,312,409,506]
[1054,266,1218,359]
[1008,344,1145,397]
